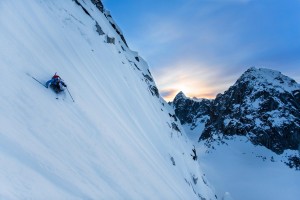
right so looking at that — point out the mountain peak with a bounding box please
[174,91,187,100]
[235,67,299,93]
[173,67,300,156]
[200,67,300,154]
[241,67,283,80]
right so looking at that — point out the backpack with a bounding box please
[52,73,60,79]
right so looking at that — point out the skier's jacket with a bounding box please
[46,73,67,91]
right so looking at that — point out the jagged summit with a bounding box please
[234,67,299,93]
[173,91,207,103]
[204,67,300,154]
[173,91,188,106]
[175,91,187,99]
[172,91,211,140]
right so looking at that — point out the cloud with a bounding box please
[143,18,183,45]
[106,0,300,100]
[160,88,178,102]
[210,0,253,3]
[152,59,234,101]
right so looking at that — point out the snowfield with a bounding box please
[198,137,300,200]
[0,0,216,199]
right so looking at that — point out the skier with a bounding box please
[46,73,67,93]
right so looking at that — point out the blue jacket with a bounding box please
[46,78,66,88]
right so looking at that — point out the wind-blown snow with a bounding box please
[0,0,215,199]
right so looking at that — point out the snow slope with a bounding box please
[0,0,216,199]
[198,137,300,200]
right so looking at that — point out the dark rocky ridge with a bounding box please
[172,92,211,131]
[173,67,300,155]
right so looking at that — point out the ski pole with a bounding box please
[27,73,46,88]
[66,87,75,102]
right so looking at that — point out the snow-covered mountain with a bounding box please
[173,67,300,161]
[0,0,216,199]
[172,67,300,200]
[201,67,300,155]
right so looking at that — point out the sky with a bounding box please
[103,0,300,101]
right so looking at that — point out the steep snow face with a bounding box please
[0,0,216,199]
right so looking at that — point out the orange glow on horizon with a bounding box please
[151,59,231,102]
[161,89,217,102]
